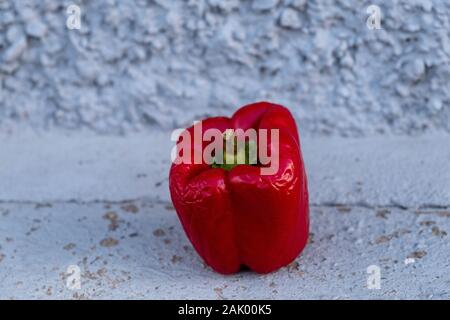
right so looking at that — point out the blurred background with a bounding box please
[1,0,449,137]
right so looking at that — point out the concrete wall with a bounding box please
[1,0,449,136]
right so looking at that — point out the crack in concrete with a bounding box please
[0,199,449,211]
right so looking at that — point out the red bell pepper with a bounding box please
[169,102,309,274]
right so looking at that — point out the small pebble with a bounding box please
[26,20,48,38]
[280,8,302,29]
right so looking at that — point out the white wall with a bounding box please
[0,0,449,136]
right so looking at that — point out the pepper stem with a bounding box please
[211,130,257,171]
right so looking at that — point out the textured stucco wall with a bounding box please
[0,0,449,136]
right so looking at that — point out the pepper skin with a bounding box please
[169,102,309,274]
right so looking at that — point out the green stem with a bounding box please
[212,133,257,171]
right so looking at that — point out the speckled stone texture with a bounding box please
[2,202,450,299]
[0,132,449,299]
[1,0,450,136]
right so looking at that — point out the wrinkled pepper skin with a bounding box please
[169,102,309,274]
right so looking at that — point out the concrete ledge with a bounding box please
[1,132,450,299]
[1,132,449,208]
[1,201,449,299]
[304,133,450,208]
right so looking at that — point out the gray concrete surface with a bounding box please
[1,202,450,299]
[1,0,450,136]
[1,132,449,299]
[1,131,449,207]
